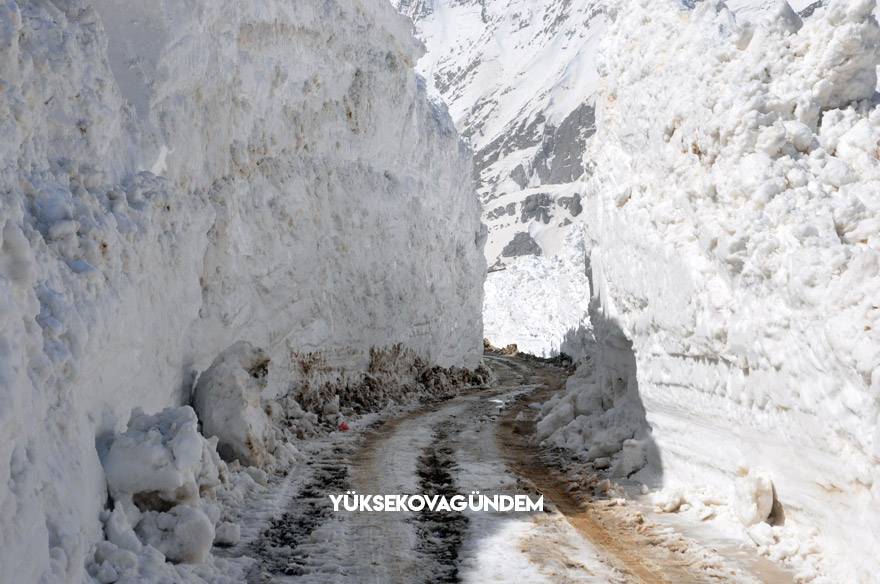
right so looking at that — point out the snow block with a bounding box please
[193,341,272,468]
[98,406,225,574]
[135,505,215,564]
[733,469,775,527]
[103,406,224,518]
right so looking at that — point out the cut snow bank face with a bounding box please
[578,0,880,579]
[0,0,484,580]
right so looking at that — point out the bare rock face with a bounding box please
[520,193,553,224]
[501,232,542,258]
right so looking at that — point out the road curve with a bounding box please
[242,354,793,584]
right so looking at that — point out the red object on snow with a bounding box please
[338,421,350,432]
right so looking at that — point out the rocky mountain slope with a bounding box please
[394,0,610,354]
[0,0,484,580]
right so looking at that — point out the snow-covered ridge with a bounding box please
[398,0,607,264]
[577,0,879,579]
[0,0,483,580]
[393,0,607,354]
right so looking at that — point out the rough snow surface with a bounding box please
[0,0,484,580]
[574,0,880,580]
[95,407,227,578]
[193,342,272,468]
[483,228,592,357]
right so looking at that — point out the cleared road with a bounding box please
[240,355,793,584]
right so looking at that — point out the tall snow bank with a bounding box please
[583,0,880,579]
[0,0,483,580]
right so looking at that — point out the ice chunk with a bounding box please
[652,488,685,513]
[747,522,777,547]
[214,521,241,547]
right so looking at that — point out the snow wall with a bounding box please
[0,0,484,580]
[585,0,880,579]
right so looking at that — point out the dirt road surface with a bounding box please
[233,354,793,584]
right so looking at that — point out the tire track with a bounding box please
[411,421,469,584]
[249,444,353,581]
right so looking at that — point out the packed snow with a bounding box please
[483,228,592,357]
[529,0,880,580]
[0,0,484,580]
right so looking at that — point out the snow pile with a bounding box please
[193,342,273,468]
[535,302,656,481]
[578,0,880,579]
[483,228,593,357]
[647,481,827,580]
[103,407,224,518]
[0,0,483,579]
[91,407,229,580]
[135,506,215,565]
[289,344,494,417]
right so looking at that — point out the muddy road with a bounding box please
[236,355,792,584]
